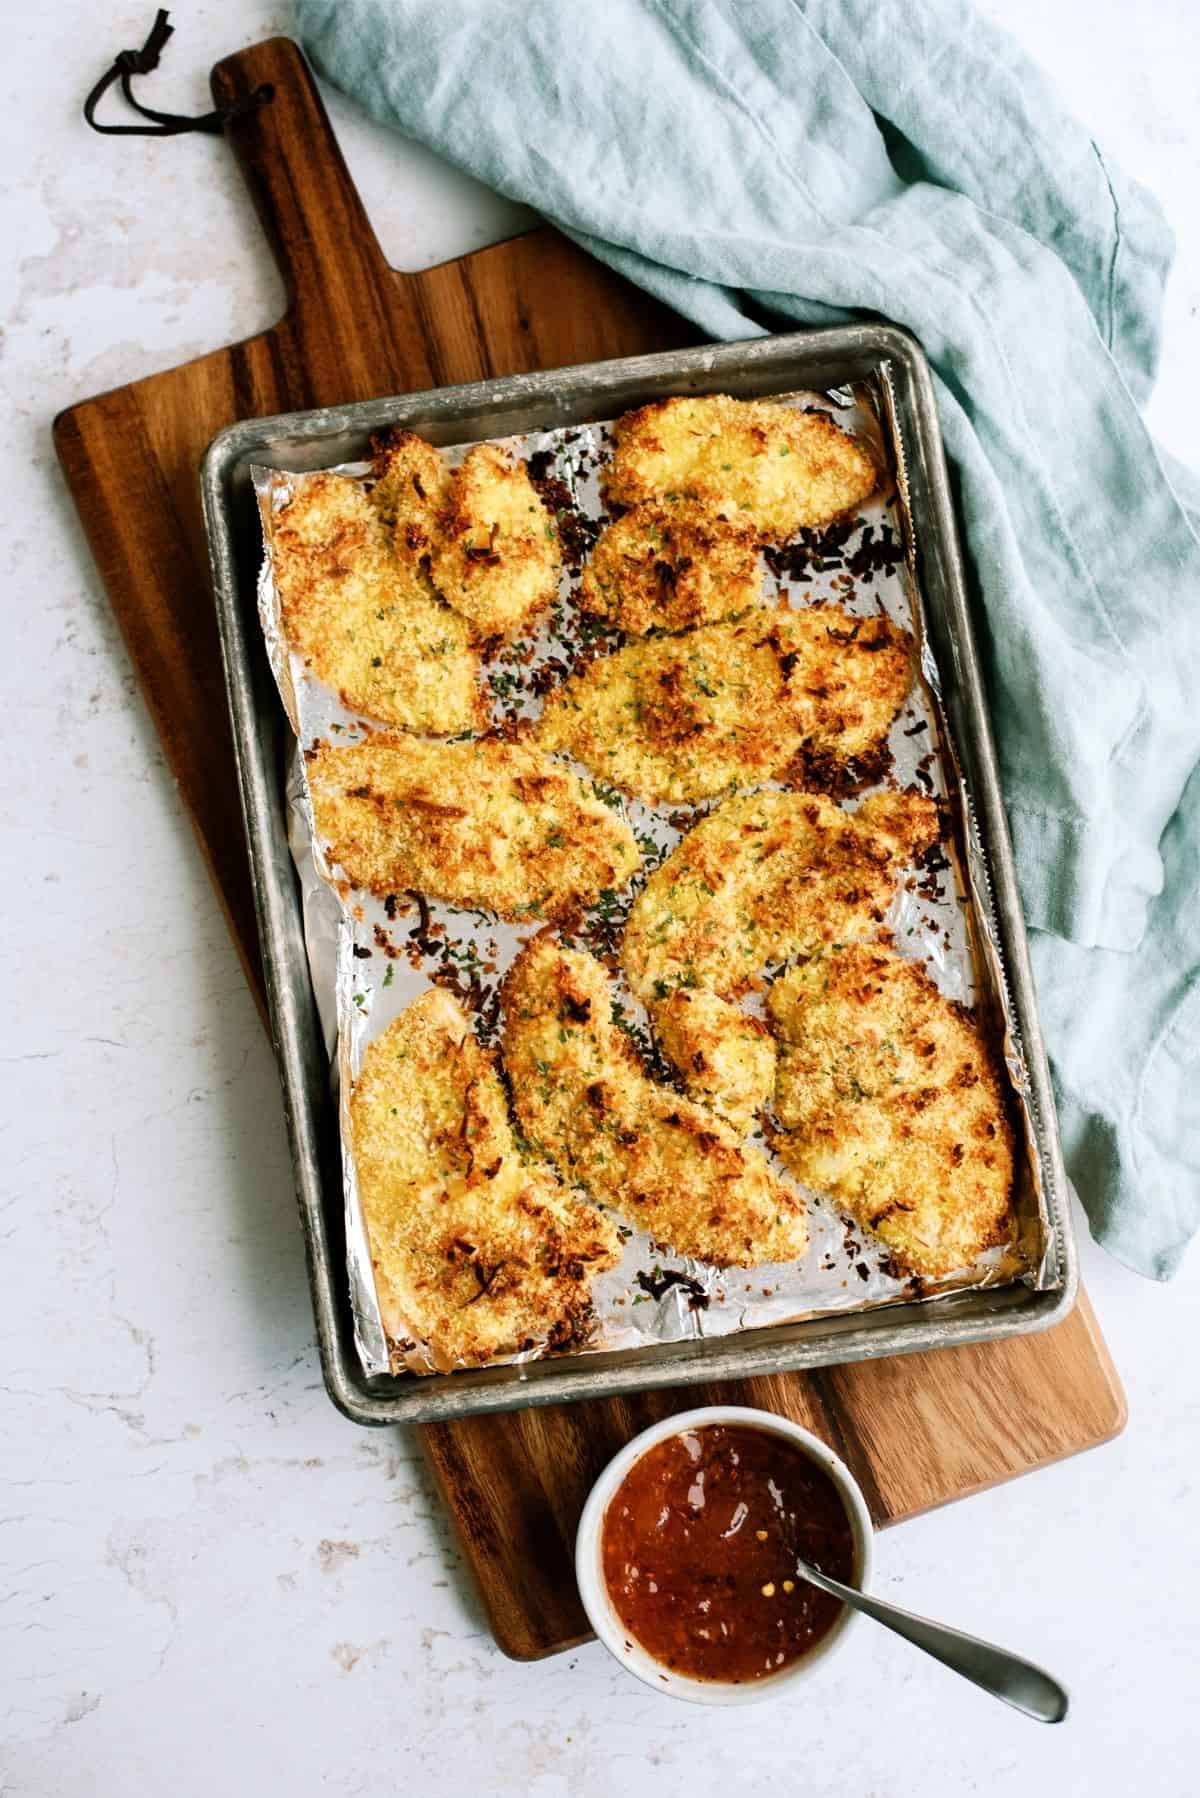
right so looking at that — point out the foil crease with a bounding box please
[252,381,1053,1379]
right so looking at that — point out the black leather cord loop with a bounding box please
[84,10,272,137]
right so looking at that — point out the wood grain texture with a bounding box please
[53,36,1126,1664]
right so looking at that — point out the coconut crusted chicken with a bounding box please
[603,394,877,539]
[269,471,482,733]
[351,988,622,1366]
[535,604,912,805]
[306,735,640,919]
[428,443,562,642]
[650,989,776,1134]
[623,787,940,1003]
[369,428,452,584]
[370,431,561,643]
[767,943,1014,1278]
[580,498,762,635]
[502,933,807,1267]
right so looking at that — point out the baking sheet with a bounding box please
[253,380,1051,1378]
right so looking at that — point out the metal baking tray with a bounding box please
[201,325,1076,1426]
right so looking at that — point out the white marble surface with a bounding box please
[2,3,1198,1792]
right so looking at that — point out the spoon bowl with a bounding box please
[575,1404,873,1705]
[576,1403,1069,1720]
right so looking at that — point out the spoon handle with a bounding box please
[796,1560,1069,1724]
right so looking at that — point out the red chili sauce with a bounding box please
[600,1423,856,1684]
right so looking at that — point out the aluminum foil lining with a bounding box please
[253,378,1053,1378]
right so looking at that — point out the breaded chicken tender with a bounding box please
[603,395,877,539]
[501,934,807,1267]
[535,604,912,804]
[768,943,1014,1277]
[651,989,776,1133]
[580,499,761,635]
[306,736,640,919]
[270,471,482,733]
[623,788,940,1002]
[352,988,622,1367]
[369,431,560,641]
[369,428,452,582]
[430,443,562,642]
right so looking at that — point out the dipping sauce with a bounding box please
[600,1423,856,1684]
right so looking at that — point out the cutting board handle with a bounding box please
[211,37,393,317]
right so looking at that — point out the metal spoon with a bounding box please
[795,1558,1069,1723]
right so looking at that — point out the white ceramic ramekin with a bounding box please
[575,1404,874,1704]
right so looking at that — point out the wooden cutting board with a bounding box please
[54,36,1126,1660]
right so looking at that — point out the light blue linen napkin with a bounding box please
[295,0,1200,1275]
